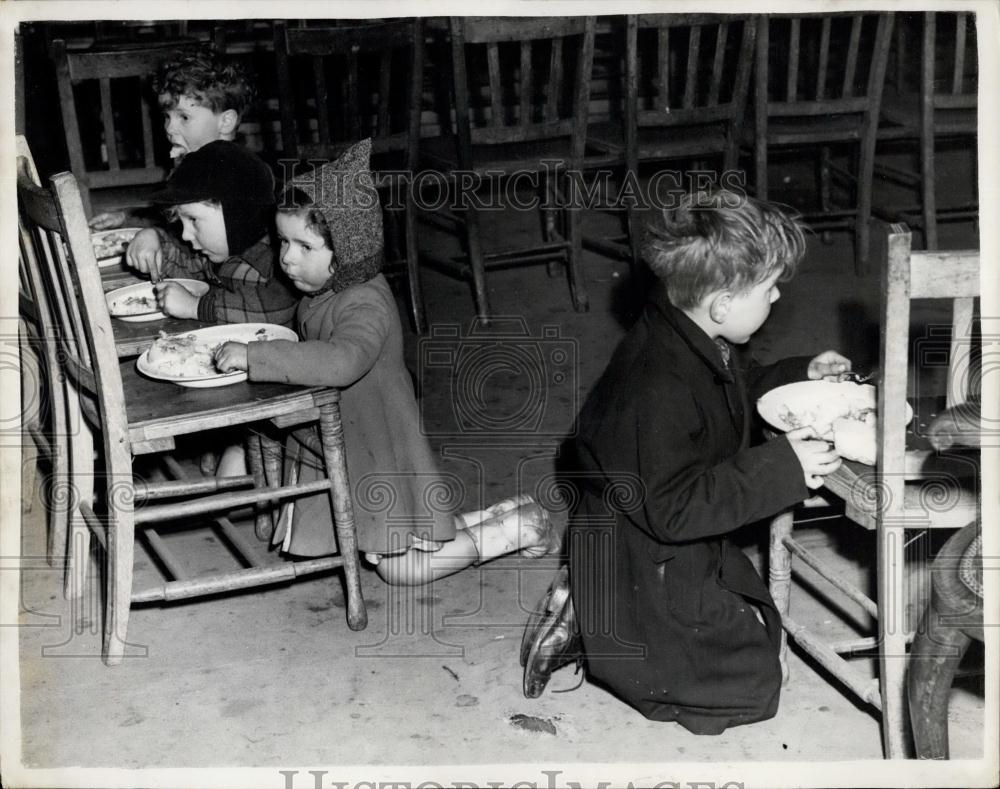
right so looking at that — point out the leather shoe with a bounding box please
[521,565,581,698]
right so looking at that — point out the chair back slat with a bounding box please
[99,77,120,171]
[486,43,504,125]
[545,38,563,121]
[520,41,533,125]
[682,25,701,108]
[787,19,800,101]
[815,17,831,99]
[841,15,863,98]
[449,17,596,157]
[952,13,968,94]
[275,19,422,162]
[707,23,727,106]
[656,27,670,108]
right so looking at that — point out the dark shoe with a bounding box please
[522,565,581,698]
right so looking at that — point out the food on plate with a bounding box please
[119,295,157,313]
[832,417,877,466]
[777,396,878,463]
[92,229,139,260]
[146,332,220,378]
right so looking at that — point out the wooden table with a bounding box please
[101,264,215,357]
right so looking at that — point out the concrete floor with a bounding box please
[10,154,991,785]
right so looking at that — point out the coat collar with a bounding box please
[647,281,734,383]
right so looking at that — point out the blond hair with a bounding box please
[644,189,806,309]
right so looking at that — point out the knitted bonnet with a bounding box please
[282,138,384,292]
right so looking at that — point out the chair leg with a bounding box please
[103,484,135,667]
[245,432,270,542]
[565,203,590,312]
[855,132,878,277]
[768,509,794,684]
[46,352,71,568]
[317,403,367,631]
[877,522,911,758]
[404,192,426,334]
[64,389,92,604]
[462,205,492,324]
[920,128,938,250]
[625,200,642,278]
[818,146,834,245]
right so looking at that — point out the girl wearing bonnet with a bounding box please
[216,139,557,584]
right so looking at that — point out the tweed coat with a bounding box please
[567,281,812,734]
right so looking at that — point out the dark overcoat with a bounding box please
[567,283,811,734]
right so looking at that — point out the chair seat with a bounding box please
[420,135,615,174]
[587,121,730,161]
[878,92,977,138]
[120,360,329,452]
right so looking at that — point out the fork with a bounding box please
[838,370,877,385]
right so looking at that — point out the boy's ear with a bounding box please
[217,109,239,137]
[708,291,732,325]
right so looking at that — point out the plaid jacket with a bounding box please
[154,229,298,327]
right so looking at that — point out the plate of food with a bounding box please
[136,323,298,388]
[757,380,913,465]
[91,227,141,266]
[106,279,210,322]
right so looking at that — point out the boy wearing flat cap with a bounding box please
[125,140,297,327]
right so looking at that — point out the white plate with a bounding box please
[106,279,210,322]
[92,227,141,267]
[136,323,298,388]
[757,380,913,436]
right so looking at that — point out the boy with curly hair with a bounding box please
[90,51,258,229]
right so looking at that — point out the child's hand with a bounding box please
[786,426,842,489]
[126,229,164,281]
[88,210,127,231]
[153,281,199,319]
[807,350,852,381]
[214,342,249,373]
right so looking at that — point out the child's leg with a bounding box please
[216,442,247,477]
[373,502,555,586]
[454,493,535,529]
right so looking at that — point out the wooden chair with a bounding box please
[587,14,757,271]
[747,12,895,276]
[419,17,598,323]
[17,156,368,666]
[273,19,426,333]
[50,37,202,217]
[768,222,980,757]
[875,12,978,250]
[17,138,73,566]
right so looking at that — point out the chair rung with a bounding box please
[873,161,921,187]
[131,556,345,603]
[583,234,632,261]
[133,478,332,525]
[783,612,883,710]
[215,516,264,568]
[785,535,878,618]
[27,425,53,457]
[136,474,255,501]
[829,636,879,654]
[144,529,188,580]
